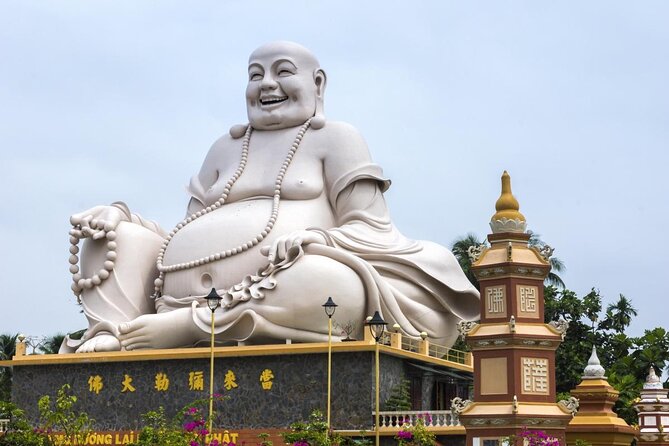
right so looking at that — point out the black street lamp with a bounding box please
[322,297,338,430]
[365,311,387,446]
[206,288,222,435]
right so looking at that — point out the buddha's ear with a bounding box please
[312,68,327,129]
[314,68,327,98]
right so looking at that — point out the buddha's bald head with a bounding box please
[249,41,320,69]
[246,41,326,130]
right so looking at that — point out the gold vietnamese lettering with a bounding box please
[259,368,274,390]
[223,370,238,390]
[121,374,135,393]
[88,375,104,394]
[188,371,204,391]
[154,372,170,391]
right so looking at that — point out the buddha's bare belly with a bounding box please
[161,195,336,298]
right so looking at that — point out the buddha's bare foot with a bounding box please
[75,334,121,353]
[118,308,200,350]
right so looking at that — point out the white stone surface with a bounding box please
[65,41,480,353]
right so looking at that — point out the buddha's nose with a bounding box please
[261,75,278,90]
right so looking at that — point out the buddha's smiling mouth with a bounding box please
[260,96,288,106]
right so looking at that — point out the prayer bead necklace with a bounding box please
[152,118,312,297]
[68,229,118,298]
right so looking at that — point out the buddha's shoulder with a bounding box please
[314,121,364,139]
[206,132,240,156]
[312,121,371,162]
[312,121,368,151]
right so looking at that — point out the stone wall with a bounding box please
[13,351,406,431]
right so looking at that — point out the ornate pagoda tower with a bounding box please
[566,346,636,446]
[457,171,573,446]
[635,366,669,445]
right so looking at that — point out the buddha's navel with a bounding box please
[200,272,213,289]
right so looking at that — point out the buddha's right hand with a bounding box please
[69,202,131,240]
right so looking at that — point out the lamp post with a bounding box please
[206,288,222,436]
[365,311,387,446]
[322,297,338,431]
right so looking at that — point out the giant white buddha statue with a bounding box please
[65,41,479,353]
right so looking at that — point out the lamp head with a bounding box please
[206,288,222,312]
[365,311,387,342]
[322,296,338,317]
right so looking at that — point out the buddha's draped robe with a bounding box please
[156,163,480,346]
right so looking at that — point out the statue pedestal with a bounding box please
[6,340,472,445]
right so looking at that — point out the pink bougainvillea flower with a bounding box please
[397,430,413,440]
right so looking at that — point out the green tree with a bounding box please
[0,401,51,445]
[545,289,668,425]
[626,328,669,382]
[38,334,65,355]
[544,287,601,392]
[607,371,642,425]
[38,384,94,445]
[527,231,566,289]
[451,233,485,289]
[0,334,18,402]
[384,379,412,411]
[599,294,638,334]
[0,334,17,361]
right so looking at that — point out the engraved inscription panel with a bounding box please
[521,357,549,395]
[484,285,507,318]
[516,285,539,318]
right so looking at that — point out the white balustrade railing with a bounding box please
[395,333,468,365]
[400,336,421,353]
[0,418,9,434]
[376,410,461,428]
[428,343,467,364]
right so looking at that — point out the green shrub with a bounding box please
[281,410,342,446]
[129,395,228,446]
[395,416,436,446]
[384,379,412,411]
[0,401,51,446]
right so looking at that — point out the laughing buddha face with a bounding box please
[246,41,326,130]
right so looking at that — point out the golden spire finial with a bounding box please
[490,171,527,233]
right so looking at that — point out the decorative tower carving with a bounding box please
[634,366,669,445]
[458,171,572,446]
[566,346,636,446]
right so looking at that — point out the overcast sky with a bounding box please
[1,1,667,344]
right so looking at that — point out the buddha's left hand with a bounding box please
[261,230,327,264]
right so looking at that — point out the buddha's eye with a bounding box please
[249,72,263,81]
[277,69,294,77]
